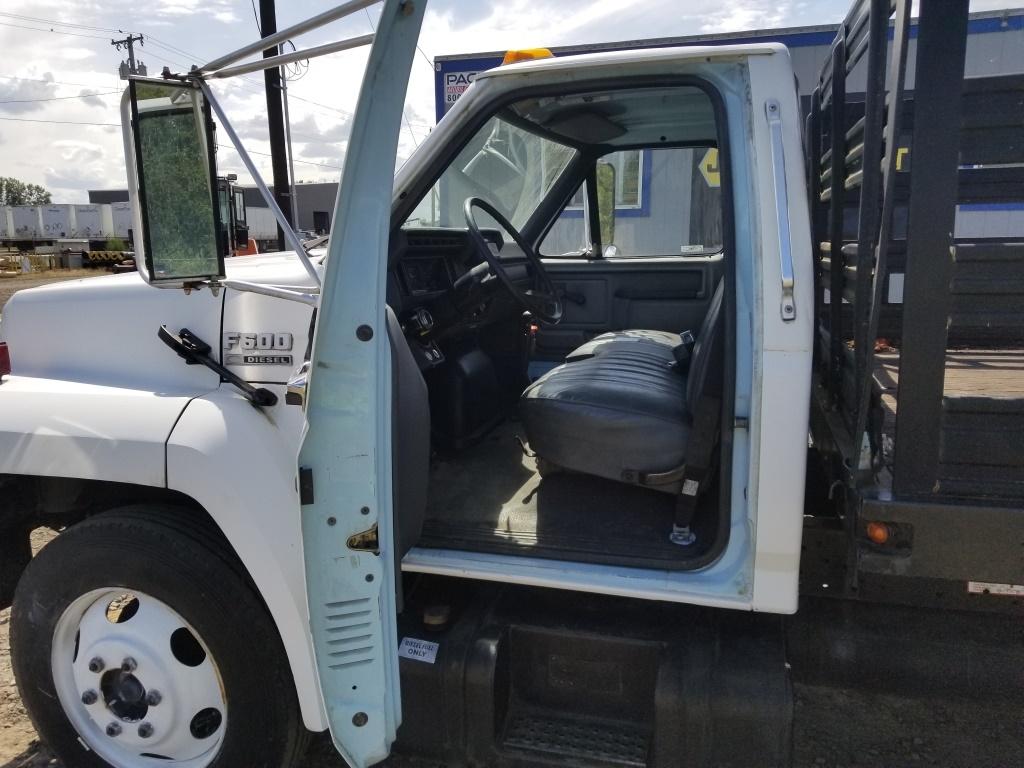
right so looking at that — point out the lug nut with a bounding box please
[88,657,105,673]
[138,722,154,739]
[81,689,98,705]
[145,690,162,706]
[121,657,137,672]
[106,722,122,737]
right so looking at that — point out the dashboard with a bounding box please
[388,227,504,310]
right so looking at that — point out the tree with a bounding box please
[0,177,52,206]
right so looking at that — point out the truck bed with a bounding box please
[874,349,1024,499]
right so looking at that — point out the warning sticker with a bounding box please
[967,581,1024,597]
[398,636,439,664]
[699,148,720,187]
[443,71,478,111]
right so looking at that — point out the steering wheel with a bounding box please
[463,197,563,324]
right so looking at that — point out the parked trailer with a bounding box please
[71,204,113,240]
[40,205,75,239]
[10,206,42,239]
[110,201,133,240]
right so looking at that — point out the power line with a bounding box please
[0,73,118,90]
[0,21,110,41]
[218,144,342,171]
[0,116,119,126]
[0,11,124,34]
[0,90,119,104]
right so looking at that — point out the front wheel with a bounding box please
[11,506,308,768]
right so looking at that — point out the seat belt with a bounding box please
[670,329,697,372]
[669,393,721,546]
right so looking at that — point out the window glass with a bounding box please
[403,115,577,231]
[541,183,589,256]
[542,147,723,258]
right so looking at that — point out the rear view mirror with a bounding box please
[127,79,224,285]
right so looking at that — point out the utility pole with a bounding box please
[112,34,147,79]
[259,0,294,251]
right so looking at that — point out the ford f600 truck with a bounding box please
[1,0,1021,766]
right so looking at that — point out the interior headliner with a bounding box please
[507,86,717,148]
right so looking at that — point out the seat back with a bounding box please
[686,279,726,413]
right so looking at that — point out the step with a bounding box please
[502,707,651,767]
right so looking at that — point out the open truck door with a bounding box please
[296,1,427,766]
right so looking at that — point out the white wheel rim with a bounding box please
[52,588,228,768]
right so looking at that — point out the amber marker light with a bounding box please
[502,48,554,65]
[866,521,890,545]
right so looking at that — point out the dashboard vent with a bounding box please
[407,235,463,250]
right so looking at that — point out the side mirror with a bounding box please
[596,160,616,248]
[125,79,224,285]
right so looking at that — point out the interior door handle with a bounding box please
[765,98,796,322]
[557,288,587,306]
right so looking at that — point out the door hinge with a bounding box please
[347,523,379,554]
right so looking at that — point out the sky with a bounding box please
[0,0,1016,202]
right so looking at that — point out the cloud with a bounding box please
[78,89,108,108]
[151,0,238,23]
[0,76,57,114]
[52,140,105,164]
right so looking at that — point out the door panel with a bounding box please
[536,256,724,361]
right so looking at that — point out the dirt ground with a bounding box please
[0,271,99,317]
[1,275,1021,766]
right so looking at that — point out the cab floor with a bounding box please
[420,421,717,568]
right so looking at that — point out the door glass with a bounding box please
[597,147,722,258]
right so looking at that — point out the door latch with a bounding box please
[347,523,379,554]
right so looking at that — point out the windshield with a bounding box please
[404,114,577,230]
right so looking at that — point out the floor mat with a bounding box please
[421,421,717,568]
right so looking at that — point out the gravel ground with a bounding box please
[0,271,99,317]
[1,276,1020,766]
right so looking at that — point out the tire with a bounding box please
[11,506,309,768]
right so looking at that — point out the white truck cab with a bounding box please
[0,2,813,766]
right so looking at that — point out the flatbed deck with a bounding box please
[873,349,1024,498]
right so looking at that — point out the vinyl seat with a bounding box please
[521,280,724,493]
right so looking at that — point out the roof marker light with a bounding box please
[502,48,553,66]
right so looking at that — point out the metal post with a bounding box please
[282,72,299,231]
[259,0,293,251]
[891,0,969,496]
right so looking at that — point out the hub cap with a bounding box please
[52,588,227,767]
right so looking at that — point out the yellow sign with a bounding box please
[699,148,720,188]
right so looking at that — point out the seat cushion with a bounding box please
[521,343,690,488]
[566,328,681,364]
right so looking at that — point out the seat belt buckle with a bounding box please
[671,330,696,372]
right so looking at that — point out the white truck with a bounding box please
[2,1,1021,767]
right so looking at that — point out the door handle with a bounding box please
[765,98,796,322]
[556,287,587,306]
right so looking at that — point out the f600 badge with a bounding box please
[223,332,294,366]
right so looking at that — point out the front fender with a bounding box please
[166,388,326,731]
[0,376,198,485]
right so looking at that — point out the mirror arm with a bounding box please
[196,79,322,290]
[219,279,319,306]
[196,0,379,75]
[204,34,373,79]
